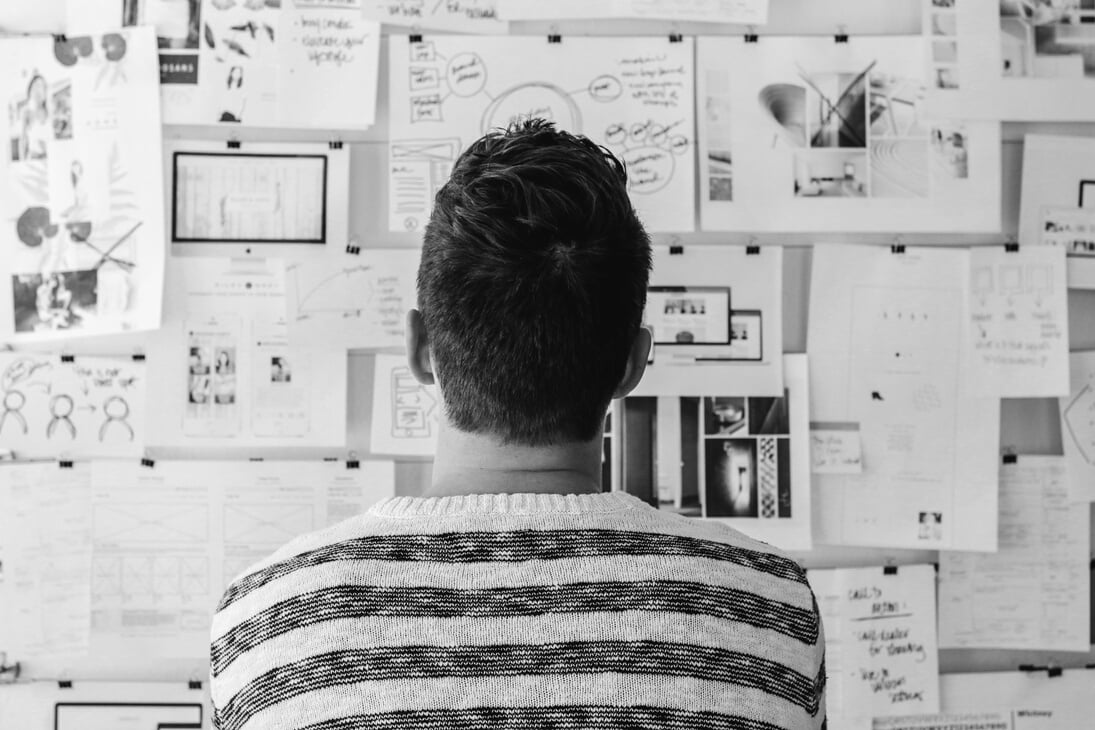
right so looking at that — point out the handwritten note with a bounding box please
[939,456,1090,652]
[1060,350,1095,503]
[280,3,380,128]
[808,565,940,724]
[498,0,768,24]
[364,0,506,33]
[286,248,419,350]
[810,421,863,474]
[967,245,1069,397]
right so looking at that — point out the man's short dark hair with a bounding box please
[418,118,651,446]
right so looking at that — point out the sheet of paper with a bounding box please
[0,681,205,730]
[808,244,1000,551]
[286,247,419,349]
[967,245,1069,397]
[91,0,381,129]
[808,565,940,726]
[697,36,1001,233]
[0,462,93,659]
[1060,350,1095,503]
[0,27,166,343]
[1018,134,1095,289]
[497,0,769,24]
[89,458,394,658]
[0,353,145,459]
[924,0,1095,121]
[810,422,863,475]
[876,669,1095,730]
[939,456,1090,652]
[146,257,348,449]
[364,0,507,33]
[388,35,696,233]
[370,352,440,456]
[632,245,783,396]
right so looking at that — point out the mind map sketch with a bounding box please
[388,35,696,233]
[0,352,145,458]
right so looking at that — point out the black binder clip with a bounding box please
[835,26,849,43]
[141,457,156,468]
[669,244,684,255]
[746,245,761,255]
[347,459,361,470]
[548,34,562,44]
[669,32,683,43]
[1002,453,1017,464]
[744,26,758,43]
[58,460,74,469]
[132,353,146,362]
[409,33,423,43]
[346,241,361,255]
[1004,242,1020,253]
[883,565,898,575]
[53,33,68,44]
[188,679,203,690]
[227,140,241,149]
[58,679,73,689]
[890,244,905,254]
[0,657,21,682]
[329,140,343,150]
[60,354,75,363]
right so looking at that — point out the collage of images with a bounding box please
[930,0,960,90]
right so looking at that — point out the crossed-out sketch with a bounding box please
[390,36,696,233]
[223,503,315,545]
[93,502,210,544]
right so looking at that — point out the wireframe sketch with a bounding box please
[224,503,315,544]
[389,36,696,232]
[93,502,209,544]
[391,365,437,439]
[2,28,164,341]
[0,353,146,457]
[1000,0,1095,79]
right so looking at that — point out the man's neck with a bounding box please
[426,421,604,498]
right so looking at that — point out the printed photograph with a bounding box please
[748,393,789,435]
[934,66,960,89]
[123,0,202,49]
[51,80,72,140]
[704,397,747,436]
[188,343,212,405]
[12,269,97,332]
[1000,0,1095,78]
[8,72,51,161]
[932,12,959,35]
[792,149,868,197]
[805,72,868,148]
[271,355,292,383]
[932,124,970,179]
[918,511,944,540]
[214,347,236,404]
[728,310,762,360]
[704,438,758,518]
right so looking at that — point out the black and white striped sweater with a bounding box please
[210,492,826,730]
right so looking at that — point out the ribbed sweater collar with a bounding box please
[369,491,646,518]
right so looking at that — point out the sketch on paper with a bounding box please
[223,503,314,544]
[389,36,696,232]
[371,354,440,455]
[0,353,145,458]
[1,28,165,342]
[286,248,418,349]
[391,365,437,439]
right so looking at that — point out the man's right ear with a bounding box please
[405,309,435,385]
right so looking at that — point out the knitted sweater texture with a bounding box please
[210,491,826,730]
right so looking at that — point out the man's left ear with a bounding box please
[612,326,651,398]
[405,308,435,386]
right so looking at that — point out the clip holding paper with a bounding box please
[669,244,684,255]
[835,25,849,43]
[548,34,562,44]
[188,679,203,690]
[1019,664,1063,678]
[1004,242,1020,253]
[58,679,73,689]
[60,354,75,363]
[141,457,156,468]
[883,565,898,576]
[890,236,905,254]
[345,237,361,255]
[409,33,423,43]
[1003,452,1018,464]
[132,352,146,362]
[329,140,343,150]
[0,654,21,683]
[746,238,760,255]
[669,32,683,43]
[226,139,241,149]
[53,33,68,43]
[58,460,74,469]
[744,26,759,43]
[347,459,361,470]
